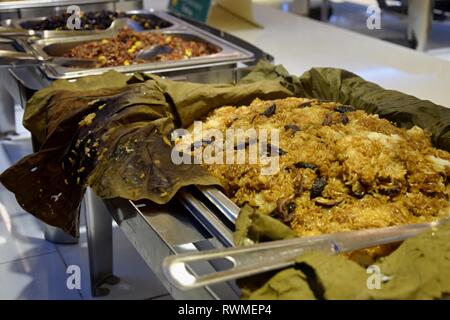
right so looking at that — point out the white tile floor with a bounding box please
[0,139,171,300]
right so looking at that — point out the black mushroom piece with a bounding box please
[260,104,277,117]
[335,105,356,113]
[294,162,320,175]
[266,144,287,156]
[340,113,350,125]
[310,177,327,199]
[276,197,297,223]
[351,181,366,198]
[284,124,301,133]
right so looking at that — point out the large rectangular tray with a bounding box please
[2,10,180,37]
[0,0,118,12]
[13,11,254,79]
[29,31,253,79]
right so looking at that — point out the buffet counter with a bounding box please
[79,3,450,299]
[1,0,450,301]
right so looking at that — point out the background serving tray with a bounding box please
[12,11,254,79]
[2,9,179,37]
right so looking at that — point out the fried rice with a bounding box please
[176,97,450,258]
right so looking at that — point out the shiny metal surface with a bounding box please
[3,10,178,39]
[178,189,234,247]
[85,188,119,297]
[42,224,78,244]
[0,49,98,67]
[0,2,143,22]
[163,220,447,290]
[26,27,253,79]
[103,197,239,299]
[197,186,240,224]
[0,67,17,137]
[0,0,119,11]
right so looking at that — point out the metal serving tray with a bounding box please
[101,195,240,299]
[2,10,180,38]
[0,0,118,12]
[26,28,254,79]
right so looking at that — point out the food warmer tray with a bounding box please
[2,9,181,38]
[83,67,254,299]
[9,10,255,79]
[4,14,272,298]
[7,64,263,299]
[0,0,119,12]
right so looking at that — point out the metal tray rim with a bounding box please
[30,29,255,79]
[3,10,182,38]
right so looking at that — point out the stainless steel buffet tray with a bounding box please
[103,191,241,299]
[2,10,179,37]
[9,66,256,299]
[30,31,251,79]
[0,0,118,11]
[11,11,254,79]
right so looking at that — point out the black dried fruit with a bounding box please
[284,124,300,132]
[310,177,327,199]
[260,104,276,117]
[335,105,356,113]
